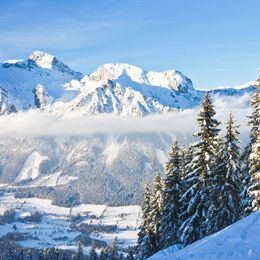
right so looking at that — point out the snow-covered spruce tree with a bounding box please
[207,113,241,234]
[99,247,109,260]
[89,241,98,260]
[181,146,194,189]
[136,184,155,259]
[240,151,251,216]
[178,145,193,233]
[6,244,17,260]
[180,146,187,178]
[149,172,163,252]
[247,87,260,211]
[160,141,182,248]
[109,237,120,260]
[73,242,84,260]
[179,92,221,245]
[241,85,260,214]
[127,247,135,260]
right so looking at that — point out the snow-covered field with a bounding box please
[0,193,141,252]
[149,212,260,260]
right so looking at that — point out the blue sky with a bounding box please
[0,0,259,89]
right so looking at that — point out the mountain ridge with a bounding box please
[0,51,256,116]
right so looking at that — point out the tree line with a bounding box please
[137,88,260,259]
[0,238,135,260]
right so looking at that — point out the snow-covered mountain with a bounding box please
[0,51,256,116]
[149,212,260,260]
[0,51,82,111]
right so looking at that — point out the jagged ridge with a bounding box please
[0,51,256,116]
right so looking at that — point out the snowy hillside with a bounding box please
[0,134,172,206]
[150,212,260,260]
[0,51,256,116]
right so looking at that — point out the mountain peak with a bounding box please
[28,51,55,69]
[90,63,194,92]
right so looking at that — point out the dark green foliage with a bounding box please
[89,241,98,260]
[179,92,221,244]
[247,90,260,211]
[136,185,154,259]
[73,242,84,260]
[126,247,135,260]
[207,113,241,234]
[160,141,182,248]
[149,173,163,252]
[137,174,163,259]
[109,237,120,260]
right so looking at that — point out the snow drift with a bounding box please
[149,212,260,260]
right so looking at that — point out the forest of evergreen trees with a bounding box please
[136,89,260,259]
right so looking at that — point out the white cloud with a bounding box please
[0,94,252,144]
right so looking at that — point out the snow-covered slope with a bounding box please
[0,51,256,116]
[150,212,260,260]
[14,151,47,183]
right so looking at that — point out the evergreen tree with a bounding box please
[178,145,193,231]
[248,89,260,211]
[53,247,62,260]
[109,237,120,260]
[89,241,98,260]
[126,247,134,260]
[119,250,124,260]
[73,242,84,260]
[136,184,154,259]
[38,249,45,260]
[99,247,109,260]
[149,173,163,252]
[6,244,16,260]
[207,113,241,234]
[180,146,187,178]
[160,141,182,248]
[182,146,193,183]
[28,249,33,260]
[137,174,163,259]
[18,249,25,260]
[179,92,221,245]
[240,151,251,216]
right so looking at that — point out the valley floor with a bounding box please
[0,193,141,253]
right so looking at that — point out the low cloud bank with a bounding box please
[0,94,252,143]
